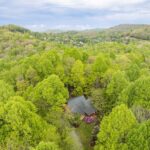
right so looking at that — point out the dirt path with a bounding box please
[70,129,84,150]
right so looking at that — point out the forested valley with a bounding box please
[0,24,150,150]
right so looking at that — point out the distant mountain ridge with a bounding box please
[0,24,150,44]
[45,24,150,33]
[109,24,150,29]
[1,23,149,33]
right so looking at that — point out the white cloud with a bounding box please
[0,0,149,30]
[88,10,150,23]
[24,24,95,31]
[24,24,48,31]
[18,0,146,9]
[106,13,148,21]
[54,24,93,30]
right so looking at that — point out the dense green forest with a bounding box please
[0,24,150,150]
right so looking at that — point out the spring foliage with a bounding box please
[0,25,150,150]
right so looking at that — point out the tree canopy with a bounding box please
[95,104,137,150]
[0,25,150,150]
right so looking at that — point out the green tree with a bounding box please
[38,50,60,78]
[84,64,95,96]
[126,63,140,81]
[119,76,150,108]
[91,88,107,116]
[125,120,150,150]
[0,80,14,103]
[70,60,85,96]
[92,53,111,88]
[34,141,60,150]
[93,54,110,76]
[64,49,82,61]
[62,56,75,85]
[106,71,129,109]
[25,66,40,85]
[31,74,69,116]
[16,79,29,96]
[0,96,60,149]
[95,104,137,150]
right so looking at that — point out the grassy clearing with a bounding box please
[75,121,95,150]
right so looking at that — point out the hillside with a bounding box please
[107,24,150,40]
[0,24,31,33]
[108,24,149,31]
[43,24,150,45]
[2,24,149,47]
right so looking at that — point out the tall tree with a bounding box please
[119,76,150,108]
[91,88,107,116]
[31,74,69,116]
[95,104,137,150]
[106,71,129,109]
[0,96,60,149]
[126,63,140,81]
[93,54,110,76]
[38,50,60,78]
[70,60,85,96]
[125,120,150,150]
[92,53,111,88]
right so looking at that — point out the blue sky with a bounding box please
[0,0,150,31]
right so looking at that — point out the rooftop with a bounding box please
[68,96,96,115]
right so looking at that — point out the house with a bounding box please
[67,96,96,123]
